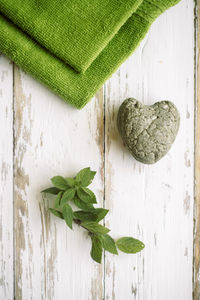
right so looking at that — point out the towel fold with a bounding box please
[0,0,181,109]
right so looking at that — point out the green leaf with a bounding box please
[73,208,108,223]
[83,188,96,202]
[90,235,103,263]
[54,191,63,208]
[101,234,118,254]
[65,177,75,187]
[62,203,74,229]
[60,188,75,206]
[77,187,96,204]
[116,237,145,254]
[73,210,98,222]
[51,176,69,190]
[94,208,109,222]
[81,221,110,234]
[75,167,96,187]
[73,197,94,211]
[41,187,60,195]
[49,208,63,219]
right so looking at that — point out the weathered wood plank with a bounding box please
[104,0,194,299]
[13,66,104,299]
[0,55,13,299]
[194,1,200,299]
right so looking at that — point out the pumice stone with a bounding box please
[117,98,180,164]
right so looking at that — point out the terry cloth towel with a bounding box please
[0,0,181,109]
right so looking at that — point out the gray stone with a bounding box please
[117,98,180,164]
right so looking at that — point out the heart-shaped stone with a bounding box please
[117,98,180,164]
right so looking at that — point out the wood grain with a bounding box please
[194,1,200,299]
[104,0,194,299]
[13,67,105,299]
[0,55,13,299]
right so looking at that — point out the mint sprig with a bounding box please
[42,167,145,263]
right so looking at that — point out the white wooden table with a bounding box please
[0,0,200,299]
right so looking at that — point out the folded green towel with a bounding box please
[0,0,143,72]
[0,0,181,109]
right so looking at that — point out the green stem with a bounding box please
[73,217,92,234]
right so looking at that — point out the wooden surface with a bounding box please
[0,0,198,299]
[194,1,200,299]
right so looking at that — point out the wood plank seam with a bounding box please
[12,63,15,300]
[103,83,106,300]
[194,1,200,299]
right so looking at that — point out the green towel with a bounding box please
[0,0,143,72]
[0,0,181,109]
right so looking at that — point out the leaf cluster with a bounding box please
[42,167,144,263]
